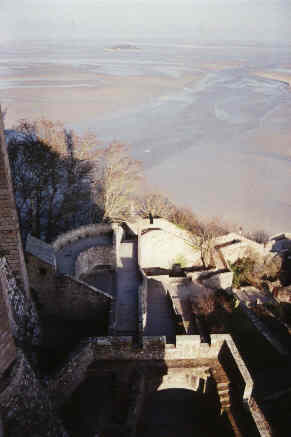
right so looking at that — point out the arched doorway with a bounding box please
[137,387,233,437]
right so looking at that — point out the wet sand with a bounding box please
[0,64,204,127]
[1,41,291,233]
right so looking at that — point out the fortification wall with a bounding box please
[48,334,253,410]
[55,275,112,320]
[0,279,16,375]
[75,245,115,278]
[248,397,272,437]
[52,223,113,251]
[0,110,29,294]
[49,342,94,407]
[0,257,41,347]
[0,352,69,437]
[26,253,112,321]
[26,253,56,303]
[88,335,216,361]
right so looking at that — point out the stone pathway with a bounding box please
[114,241,140,335]
[143,279,176,343]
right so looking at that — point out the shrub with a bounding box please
[230,257,255,288]
[194,294,216,316]
[171,254,187,268]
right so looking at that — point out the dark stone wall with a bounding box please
[26,253,112,321]
[0,279,16,375]
[0,352,69,437]
[0,113,29,293]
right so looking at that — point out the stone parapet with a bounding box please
[52,223,113,252]
[248,397,272,437]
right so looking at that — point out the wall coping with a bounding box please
[52,223,114,251]
[59,273,113,301]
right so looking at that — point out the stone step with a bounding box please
[218,388,230,396]
[216,381,230,389]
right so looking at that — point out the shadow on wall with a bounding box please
[60,350,168,437]
[137,385,233,437]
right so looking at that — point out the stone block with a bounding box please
[202,271,233,290]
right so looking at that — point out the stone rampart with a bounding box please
[0,352,69,436]
[0,257,41,347]
[26,253,56,302]
[26,253,112,321]
[0,110,29,294]
[217,334,253,401]
[46,333,253,420]
[52,223,113,252]
[248,397,272,437]
[0,277,16,375]
[55,275,112,320]
[49,342,94,407]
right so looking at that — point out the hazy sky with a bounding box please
[1,0,291,44]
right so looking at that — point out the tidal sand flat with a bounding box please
[0,63,204,128]
[1,40,291,232]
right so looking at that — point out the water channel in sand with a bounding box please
[1,39,291,232]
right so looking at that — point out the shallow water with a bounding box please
[1,39,291,232]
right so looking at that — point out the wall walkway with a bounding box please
[114,241,140,335]
[143,278,176,343]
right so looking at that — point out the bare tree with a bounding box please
[93,142,143,222]
[8,119,94,241]
[248,229,270,244]
[137,192,175,219]
[188,223,217,268]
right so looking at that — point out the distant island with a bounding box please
[104,44,141,52]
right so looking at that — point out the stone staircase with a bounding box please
[212,365,231,411]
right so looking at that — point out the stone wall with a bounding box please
[0,257,41,347]
[0,114,29,294]
[26,254,56,305]
[201,270,234,291]
[55,275,112,320]
[0,279,16,376]
[139,220,201,269]
[248,397,272,437]
[26,253,112,321]
[0,352,69,437]
[138,270,148,334]
[215,233,267,264]
[48,342,94,407]
[75,245,115,278]
[46,333,253,431]
[52,223,113,251]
